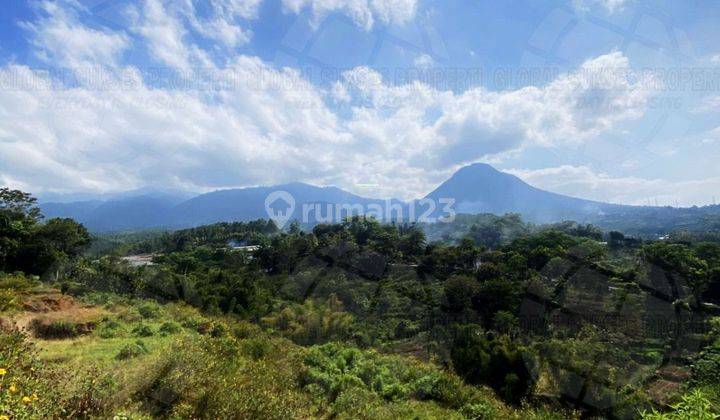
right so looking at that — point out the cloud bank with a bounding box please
[1,1,661,202]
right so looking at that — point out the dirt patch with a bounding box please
[3,291,105,338]
[657,365,691,382]
[647,379,682,407]
[22,292,85,313]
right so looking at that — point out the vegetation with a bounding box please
[1,187,720,418]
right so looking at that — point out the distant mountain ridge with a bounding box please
[37,163,718,232]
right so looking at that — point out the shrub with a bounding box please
[0,273,35,291]
[0,289,20,312]
[59,281,89,296]
[97,319,124,339]
[0,330,115,418]
[181,315,207,331]
[159,321,182,335]
[232,322,262,339]
[132,336,315,418]
[29,319,91,339]
[461,401,497,419]
[641,389,719,419]
[60,368,117,416]
[302,342,493,410]
[132,324,154,337]
[241,338,270,360]
[116,340,150,360]
[137,302,161,319]
[691,345,720,385]
[209,322,228,338]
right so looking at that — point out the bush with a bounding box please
[137,302,161,319]
[641,389,719,419]
[29,319,92,339]
[97,319,124,339]
[0,273,35,291]
[59,281,89,296]
[181,315,207,331]
[0,289,20,312]
[691,345,720,385]
[132,336,315,418]
[132,324,154,337]
[209,322,228,338]
[241,338,270,360]
[232,322,262,339]
[159,321,182,335]
[116,340,150,360]
[303,342,495,410]
[0,330,115,418]
[461,401,497,419]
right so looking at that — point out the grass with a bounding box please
[7,290,577,419]
[27,298,208,365]
[37,333,182,366]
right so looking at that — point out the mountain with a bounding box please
[171,182,384,227]
[41,193,186,231]
[424,163,625,223]
[39,183,393,231]
[39,163,716,233]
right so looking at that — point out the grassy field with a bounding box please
[1,287,576,419]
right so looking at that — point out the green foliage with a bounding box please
[0,289,20,312]
[29,319,85,339]
[132,334,316,419]
[450,325,533,403]
[0,272,36,291]
[303,342,495,412]
[3,199,718,419]
[0,330,116,418]
[132,324,154,337]
[137,302,161,319]
[132,220,277,254]
[97,319,124,339]
[692,344,720,385]
[642,242,709,295]
[261,295,355,345]
[641,389,719,419]
[158,321,182,335]
[241,337,271,360]
[116,341,150,360]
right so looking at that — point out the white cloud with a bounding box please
[693,95,720,114]
[129,0,263,73]
[0,1,659,201]
[573,0,630,13]
[413,54,434,70]
[182,0,261,48]
[281,0,418,30]
[702,127,720,145]
[21,1,129,70]
[508,165,720,207]
[336,51,655,173]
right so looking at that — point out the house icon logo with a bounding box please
[264,190,295,229]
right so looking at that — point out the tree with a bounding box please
[12,218,91,276]
[0,188,42,271]
[450,324,533,403]
[398,226,426,260]
[443,276,478,321]
[642,242,708,300]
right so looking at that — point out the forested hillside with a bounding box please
[2,187,720,419]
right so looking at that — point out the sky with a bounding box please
[0,0,719,206]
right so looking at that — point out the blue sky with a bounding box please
[0,0,719,205]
